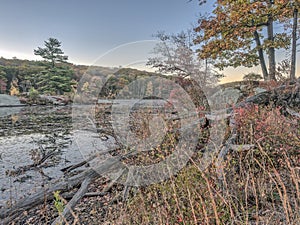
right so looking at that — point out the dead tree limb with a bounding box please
[51,176,92,225]
[61,147,117,174]
[52,167,126,224]
[0,156,123,222]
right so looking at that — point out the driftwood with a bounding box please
[2,80,299,224]
[52,167,126,225]
[0,156,123,223]
[61,158,91,173]
[61,147,117,174]
[51,176,92,225]
[1,169,95,223]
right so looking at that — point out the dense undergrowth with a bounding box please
[105,105,300,225]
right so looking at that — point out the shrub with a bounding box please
[29,87,40,104]
[105,104,300,224]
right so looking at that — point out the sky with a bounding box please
[0,0,210,63]
[0,0,298,82]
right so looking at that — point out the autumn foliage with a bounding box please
[106,104,300,224]
[194,0,300,80]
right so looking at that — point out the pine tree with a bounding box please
[33,38,74,94]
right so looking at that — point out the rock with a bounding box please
[254,87,267,95]
[39,95,69,105]
[0,94,24,117]
[240,85,248,92]
[0,94,21,106]
[209,87,242,109]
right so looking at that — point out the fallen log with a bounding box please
[61,147,117,174]
[51,176,92,225]
[61,158,91,173]
[0,156,123,222]
[52,167,126,224]
[0,169,95,223]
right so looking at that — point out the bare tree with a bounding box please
[147,30,223,87]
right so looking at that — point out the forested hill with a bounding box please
[0,57,87,89]
[0,56,166,97]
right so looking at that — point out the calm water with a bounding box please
[0,105,115,207]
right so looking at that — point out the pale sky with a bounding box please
[0,0,210,63]
[0,0,298,82]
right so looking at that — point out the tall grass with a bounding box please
[106,105,300,224]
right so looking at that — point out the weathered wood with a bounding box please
[51,176,92,225]
[0,169,95,222]
[0,156,122,221]
[61,147,117,173]
[61,155,96,173]
[52,167,126,224]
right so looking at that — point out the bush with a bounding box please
[29,87,39,103]
[105,105,300,224]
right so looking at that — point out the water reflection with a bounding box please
[0,106,82,207]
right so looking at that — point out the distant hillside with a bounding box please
[0,56,88,80]
[0,57,106,94]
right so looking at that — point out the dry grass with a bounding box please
[105,105,300,225]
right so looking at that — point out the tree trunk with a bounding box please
[253,30,269,80]
[290,7,298,80]
[204,58,208,86]
[267,1,276,81]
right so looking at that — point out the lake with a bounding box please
[0,105,115,208]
